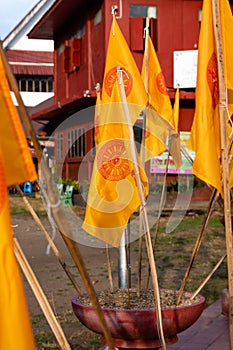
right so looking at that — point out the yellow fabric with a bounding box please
[0,55,37,187]
[221,0,233,92]
[221,0,233,120]
[83,78,148,247]
[142,36,173,123]
[141,35,181,168]
[187,0,233,196]
[94,89,102,146]
[102,15,148,124]
[0,150,36,349]
[173,88,180,131]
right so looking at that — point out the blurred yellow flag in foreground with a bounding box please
[0,53,36,348]
[0,54,37,186]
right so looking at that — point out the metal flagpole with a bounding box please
[117,66,166,350]
[118,223,131,288]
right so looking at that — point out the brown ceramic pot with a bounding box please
[71,290,205,349]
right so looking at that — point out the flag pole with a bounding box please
[16,184,83,296]
[117,66,166,350]
[191,253,227,300]
[0,42,115,350]
[142,18,170,292]
[14,238,72,350]
[212,0,233,348]
[176,188,219,304]
[118,226,129,288]
[137,17,150,296]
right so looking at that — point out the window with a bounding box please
[16,75,54,92]
[133,123,143,153]
[198,9,202,34]
[28,79,33,92]
[64,43,72,73]
[57,133,63,160]
[94,9,102,25]
[129,5,158,51]
[130,5,157,18]
[72,38,82,67]
[92,126,96,156]
[20,79,26,91]
[67,128,86,158]
[34,78,40,92]
[63,26,86,73]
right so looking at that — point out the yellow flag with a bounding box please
[188,0,233,195]
[221,0,233,119]
[173,88,180,132]
[0,54,37,186]
[83,76,148,248]
[141,35,181,168]
[221,0,233,93]
[0,151,36,349]
[94,86,102,146]
[83,15,148,247]
[102,15,148,124]
[0,50,37,349]
[142,36,173,123]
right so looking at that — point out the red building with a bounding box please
[29,0,233,183]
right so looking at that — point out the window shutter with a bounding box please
[130,17,158,52]
[150,18,158,51]
[130,17,144,52]
[72,38,81,67]
[64,44,72,73]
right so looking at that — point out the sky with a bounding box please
[0,0,39,40]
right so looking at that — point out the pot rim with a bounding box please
[71,288,205,312]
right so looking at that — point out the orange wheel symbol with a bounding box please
[145,129,151,139]
[104,67,133,97]
[207,52,218,109]
[156,72,168,95]
[0,159,6,212]
[97,140,131,181]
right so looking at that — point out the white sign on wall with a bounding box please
[173,50,198,88]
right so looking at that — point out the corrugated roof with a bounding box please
[11,64,53,75]
[6,50,53,63]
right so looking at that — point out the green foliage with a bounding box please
[150,176,206,195]
[62,178,79,191]
[193,177,206,189]
[32,314,45,325]
[56,178,80,192]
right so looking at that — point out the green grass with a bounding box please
[142,214,227,307]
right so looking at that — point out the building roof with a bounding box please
[6,50,54,75]
[30,95,96,134]
[28,0,103,40]
[6,50,53,63]
[3,0,55,50]
[2,0,55,115]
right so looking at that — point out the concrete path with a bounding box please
[169,299,229,349]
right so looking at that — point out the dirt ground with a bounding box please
[9,194,227,350]
[11,208,116,349]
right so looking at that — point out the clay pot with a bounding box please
[71,290,205,350]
